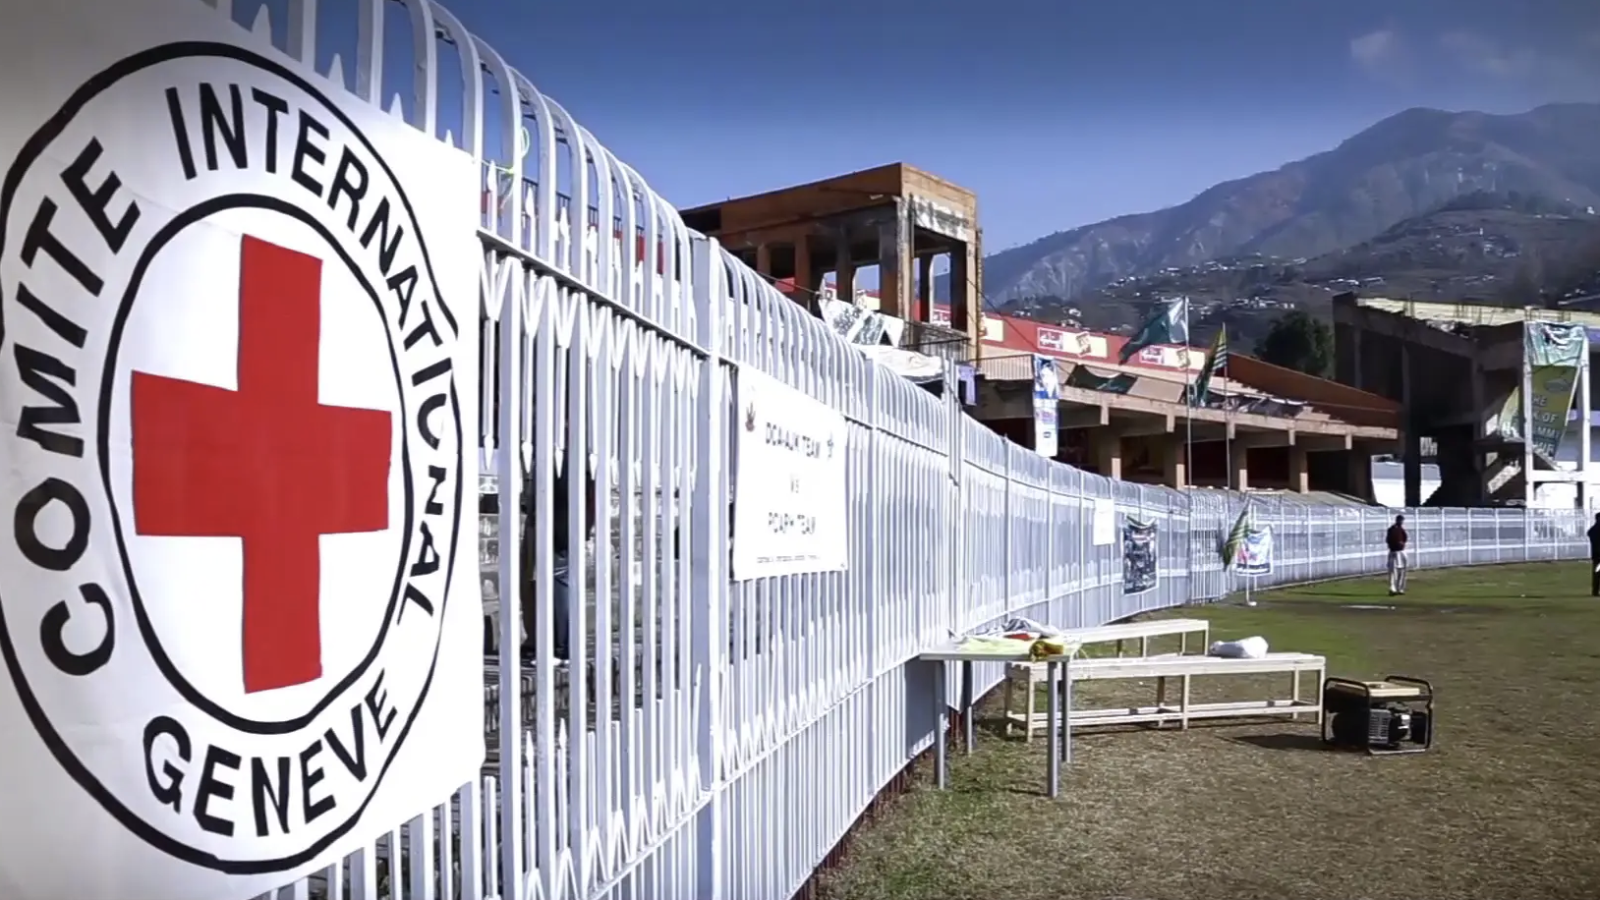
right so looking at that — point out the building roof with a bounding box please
[781,279,1399,435]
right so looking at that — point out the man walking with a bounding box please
[1386,514,1408,596]
[1587,513,1600,596]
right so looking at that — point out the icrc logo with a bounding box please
[0,44,465,873]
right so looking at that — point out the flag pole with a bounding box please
[1184,297,1194,488]
[1223,335,1232,491]
[1227,342,1251,604]
[1244,502,1255,607]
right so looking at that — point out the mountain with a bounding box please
[1015,191,1600,352]
[974,103,1600,305]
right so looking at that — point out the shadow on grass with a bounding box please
[1230,732,1333,753]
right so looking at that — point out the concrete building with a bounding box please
[1333,294,1600,508]
[681,165,1399,497]
[971,349,1399,496]
[680,163,981,364]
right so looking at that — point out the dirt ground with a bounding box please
[815,562,1600,900]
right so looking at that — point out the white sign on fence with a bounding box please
[732,366,849,580]
[0,2,483,897]
[1091,498,1117,546]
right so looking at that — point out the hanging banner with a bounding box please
[1529,366,1579,459]
[1033,355,1059,458]
[1066,365,1137,395]
[1527,322,1588,367]
[1499,367,1582,459]
[1237,526,1274,577]
[821,298,891,347]
[732,366,850,580]
[1122,518,1159,595]
[955,362,978,406]
[0,2,486,897]
[1514,321,1586,459]
[1491,322,1587,458]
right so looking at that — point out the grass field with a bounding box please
[815,562,1600,900]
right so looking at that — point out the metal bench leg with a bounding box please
[1289,670,1302,720]
[961,660,975,755]
[1046,660,1061,798]
[1061,657,1073,767]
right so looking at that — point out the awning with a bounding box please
[853,344,945,383]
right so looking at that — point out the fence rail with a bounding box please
[184,3,1600,900]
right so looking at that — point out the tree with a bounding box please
[1255,310,1334,378]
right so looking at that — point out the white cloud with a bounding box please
[1351,26,1600,99]
[1438,30,1600,98]
[1440,31,1540,79]
[1350,28,1411,85]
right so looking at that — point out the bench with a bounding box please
[1002,618,1211,739]
[1009,651,1326,744]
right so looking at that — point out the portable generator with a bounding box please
[1321,676,1434,755]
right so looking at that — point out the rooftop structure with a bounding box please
[1333,294,1600,507]
[681,163,981,363]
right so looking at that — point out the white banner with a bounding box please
[1090,499,1117,547]
[1033,355,1059,458]
[0,2,483,897]
[1238,527,1275,577]
[732,366,849,580]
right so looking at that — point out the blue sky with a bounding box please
[241,0,1600,251]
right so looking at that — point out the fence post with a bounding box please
[865,360,882,667]
[1045,467,1055,607]
[492,252,526,900]
[945,363,960,643]
[1003,445,1013,612]
[1077,465,1088,622]
[690,237,727,900]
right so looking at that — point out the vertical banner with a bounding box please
[1237,526,1274,577]
[955,362,978,406]
[1090,498,1117,546]
[1524,322,1587,459]
[731,366,850,580]
[1033,354,1059,458]
[0,2,484,898]
[1528,365,1579,459]
[1121,518,1159,595]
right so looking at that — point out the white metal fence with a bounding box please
[205,3,1597,900]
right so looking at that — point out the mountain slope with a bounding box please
[977,103,1600,304]
[1017,192,1600,352]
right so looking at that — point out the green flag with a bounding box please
[1188,326,1229,407]
[1118,297,1190,363]
[1065,366,1138,395]
[1222,501,1252,569]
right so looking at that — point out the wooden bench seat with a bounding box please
[1006,651,1326,737]
[1002,618,1211,740]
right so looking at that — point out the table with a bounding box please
[918,641,1079,799]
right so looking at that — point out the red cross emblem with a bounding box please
[129,236,393,694]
